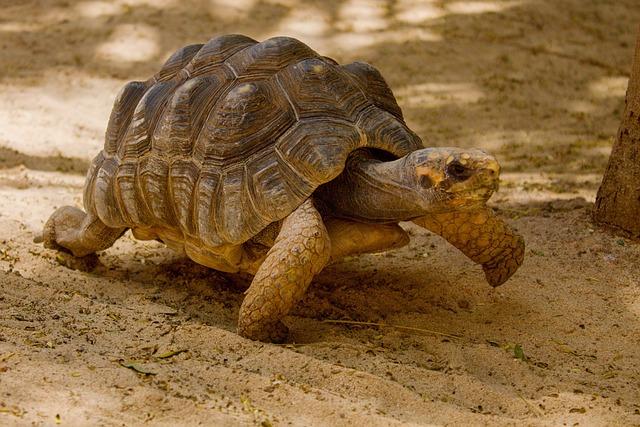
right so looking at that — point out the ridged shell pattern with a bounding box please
[84,34,423,246]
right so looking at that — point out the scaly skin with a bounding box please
[237,199,331,342]
[39,206,125,257]
[324,218,409,262]
[413,208,524,287]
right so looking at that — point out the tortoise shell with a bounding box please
[84,34,423,246]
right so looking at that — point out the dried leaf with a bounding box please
[0,352,15,362]
[156,349,188,359]
[120,360,156,375]
[0,406,24,417]
[240,395,255,412]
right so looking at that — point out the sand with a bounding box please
[1,0,639,425]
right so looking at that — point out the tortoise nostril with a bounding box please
[419,174,433,188]
[446,161,472,180]
[485,160,500,177]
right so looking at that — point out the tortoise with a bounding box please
[38,34,525,342]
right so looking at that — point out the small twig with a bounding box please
[322,319,462,340]
[517,392,543,417]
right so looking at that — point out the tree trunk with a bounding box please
[593,28,640,238]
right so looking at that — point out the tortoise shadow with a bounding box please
[0,146,90,174]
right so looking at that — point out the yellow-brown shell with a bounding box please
[84,35,423,245]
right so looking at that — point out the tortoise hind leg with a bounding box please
[237,199,331,342]
[40,206,126,258]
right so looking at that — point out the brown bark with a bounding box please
[593,27,640,238]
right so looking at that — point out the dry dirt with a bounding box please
[1,0,640,426]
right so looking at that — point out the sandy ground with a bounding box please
[1,0,640,425]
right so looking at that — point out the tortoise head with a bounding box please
[406,147,501,213]
[316,146,502,223]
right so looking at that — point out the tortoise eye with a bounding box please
[419,174,433,188]
[446,161,473,180]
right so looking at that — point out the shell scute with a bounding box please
[276,119,362,184]
[226,36,317,79]
[277,58,370,120]
[193,167,223,247]
[186,34,257,78]
[169,159,199,235]
[156,43,204,82]
[195,79,295,163]
[137,156,175,229]
[343,62,404,121]
[104,81,148,156]
[120,81,179,159]
[215,165,249,242]
[93,158,125,227]
[83,151,105,216]
[358,107,422,156]
[246,149,300,221]
[154,69,235,157]
[114,160,146,225]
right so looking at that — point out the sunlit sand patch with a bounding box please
[470,130,532,151]
[96,24,160,63]
[272,5,330,46]
[0,22,43,32]
[337,0,388,33]
[207,0,258,21]
[395,0,445,24]
[329,27,441,50]
[446,1,521,15]
[564,100,598,114]
[396,82,484,107]
[75,1,123,18]
[38,7,75,24]
[119,0,177,6]
[498,172,601,203]
[0,74,121,160]
[588,76,628,98]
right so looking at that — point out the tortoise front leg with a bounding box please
[413,208,524,287]
[237,199,331,342]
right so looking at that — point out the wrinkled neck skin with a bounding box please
[316,152,426,223]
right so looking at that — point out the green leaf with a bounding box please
[513,344,526,361]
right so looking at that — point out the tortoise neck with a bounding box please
[316,152,423,223]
